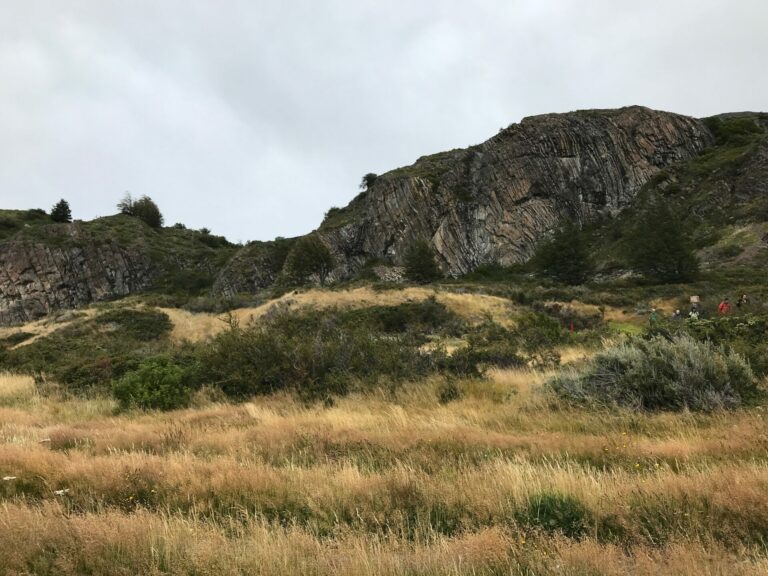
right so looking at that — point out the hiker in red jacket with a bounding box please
[718,298,731,315]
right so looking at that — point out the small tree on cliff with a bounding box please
[284,234,335,286]
[533,219,593,285]
[404,240,443,284]
[50,199,72,223]
[360,173,378,190]
[117,193,164,228]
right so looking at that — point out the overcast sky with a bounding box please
[1,1,766,242]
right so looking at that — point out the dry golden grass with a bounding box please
[161,287,518,343]
[1,287,517,347]
[0,309,98,349]
[0,372,35,400]
[1,368,767,574]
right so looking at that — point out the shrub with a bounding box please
[342,297,464,337]
[197,309,436,400]
[533,219,593,285]
[514,312,567,368]
[549,334,758,411]
[403,240,443,284]
[458,319,523,369]
[360,172,378,190]
[95,309,172,340]
[283,234,335,286]
[516,492,591,538]
[437,381,462,404]
[684,314,768,377]
[624,199,698,283]
[50,199,72,223]
[112,356,191,411]
[3,308,172,391]
[117,193,164,228]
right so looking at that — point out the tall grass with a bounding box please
[1,368,768,573]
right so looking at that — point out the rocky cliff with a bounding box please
[0,216,236,325]
[4,106,760,322]
[0,222,154,324]
[216,106,714,292]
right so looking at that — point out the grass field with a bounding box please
[1,368,767,575]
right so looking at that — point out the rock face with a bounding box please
[0,216,235,325]
[216,106,714,290]
[0,106,725,321]
[325,106,713,276]
[211,238,295,298]
[0,223,155,325]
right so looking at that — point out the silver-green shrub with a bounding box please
[549,334,758,411]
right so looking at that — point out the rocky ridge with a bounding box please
[4,105,765,324]
[216,106,714,293]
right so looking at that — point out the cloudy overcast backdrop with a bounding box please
[1,0,766,241]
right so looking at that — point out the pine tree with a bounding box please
[50,199,72,223]
[625,199,698,283]
[534,219,593,285]
[404,240,443,284]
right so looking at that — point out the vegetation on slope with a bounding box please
[1,366,768,574]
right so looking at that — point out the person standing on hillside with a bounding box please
[737,293,749,309]
[718,298,731,315]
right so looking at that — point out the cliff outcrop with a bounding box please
[0,217,236,324]
[4,106,757,321]
[217,106,714,292]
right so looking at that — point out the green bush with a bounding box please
[516,492,591,538]
[549,334,758,411]
[403,240,443,284]
[197,309,437,400]
[282,234,335,286]
[684,314,768,377]
[95,309,173,340]
[342,297,464,337]
[457,319,523,369]
[437,381,462,404]
[3,308,172,391]
[112,356,191,411]
[624,199,699,283]
[514,312,567,368]
[117,194,164,228]
[533,219,594,285]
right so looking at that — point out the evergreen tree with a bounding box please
[117,193,164,228]
[360,173,378,190]
[284,234,335,285]
[404,240,443,284]
[625,199,698,283]
[50,199,72,223]
[534,219,593,285]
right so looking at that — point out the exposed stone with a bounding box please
[0,223,156,325]
[318,106,713,278]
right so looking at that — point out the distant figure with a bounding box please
[672,309,682,320]
[737,294,749,309]
[718,298,731,315]
[649,308,660,326]
[688,308,700,321]
[690,295,701,311]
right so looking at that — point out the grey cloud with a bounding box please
[0,0,766,241]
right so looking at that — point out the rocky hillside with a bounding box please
[216,106,714,294]
[2,105,766,323]
[0,215,236,324]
